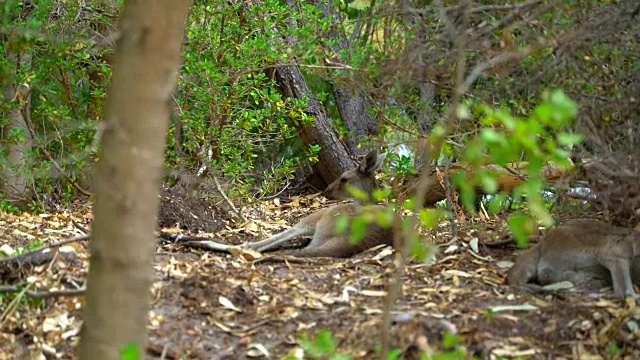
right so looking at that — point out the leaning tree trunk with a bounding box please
[267,64,355,185]
[313,0,379,157]
[1,50,33,205]
[77,0,191,359]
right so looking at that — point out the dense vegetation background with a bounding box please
[1,1,640,358]
[1,0,638,224]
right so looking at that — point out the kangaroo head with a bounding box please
[323,150,386,201]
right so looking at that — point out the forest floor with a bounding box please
[1,184,639,360]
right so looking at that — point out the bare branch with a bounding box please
[0,234,90,265]
[0,285,86,299]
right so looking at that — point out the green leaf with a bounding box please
[409,236,429,261]
[314,330,337,354]
[486,193,508,214]
[556,132,584,146]
[385,348,402,360]
[508,214,534,248]
[334,215,349,235]
[441,333,461,348]
[375,206,395,228]
[349,216,368,244]
[330,355,352,360]
[347,185,370,202]
[548,90,578,124]
[452,172,475,211]
[119,342,140,360]
[347,0,371,10]
[372,187,393,202]
[418,208,441,229]
[476,171,498,194]
[480,128,505,145]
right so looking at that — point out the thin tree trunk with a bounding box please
[77,1,191,359]
[314,0,379,157]
[267,64,354,185]
[1,51,33,205]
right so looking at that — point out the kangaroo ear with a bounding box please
[358,149,386,174]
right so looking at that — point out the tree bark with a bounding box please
[77,1,191,359]
[314,1,379,157]
[1,50,33,205]
[268,64,355,185]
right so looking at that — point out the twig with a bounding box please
[471,0,543,36]
[462,39,555,91]
[0,234,90,264]
[0,285,85,299]
[212,176,247,222]
[262,180,291,200]
[0,283,31,326]
[442,157,459,237]
[20,91,91,197]
[381,2,471,358]
[467,0,542,13]
[181,240,235,252]
[72,220,90,234]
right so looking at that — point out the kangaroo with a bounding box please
[323,149,386,201]
[183,150,398,257]
[240,203,397,257]
[505,219,640,298]
[323,150,570,207]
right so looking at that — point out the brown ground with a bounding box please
[1,186,639,359]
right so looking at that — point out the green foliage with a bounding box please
[448,90,581,238]
[19,240,45,254]
[119,342,141,360]
[348,215,369,244]
[0,0,115,204]
[290,329,471,360]
[605,340,620,356]
[418,208,444,229]
[171,1,335,200]
[384,150,416,182]
[0,287,44,313]
[0,199,20,214]
[1,0,635,217]
[334,204,397,245]
[27,199,45,214]
[292,330,351,360]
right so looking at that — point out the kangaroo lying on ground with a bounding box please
[506,219,640,298]
[184,150,399,257]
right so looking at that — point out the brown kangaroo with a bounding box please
[184,150,398,258]
[322,149,386,201]
[323,150,570,207]
[506,219,640,298]
[241,203,397,257]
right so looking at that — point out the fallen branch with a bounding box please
[72,220,91,234]
[0,285,85,299]
[0,234,90,265]
[181,239,237,252]
[160,231,239,252]
[213,176,247,222]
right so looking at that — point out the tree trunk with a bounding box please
[77,1,191,359]
[1,50,33,205]
[314,1,379,157]
[267,64,355,186]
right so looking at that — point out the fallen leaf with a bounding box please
[490,304,539,312]
[360,290,387,297]
[219,295,242,312]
